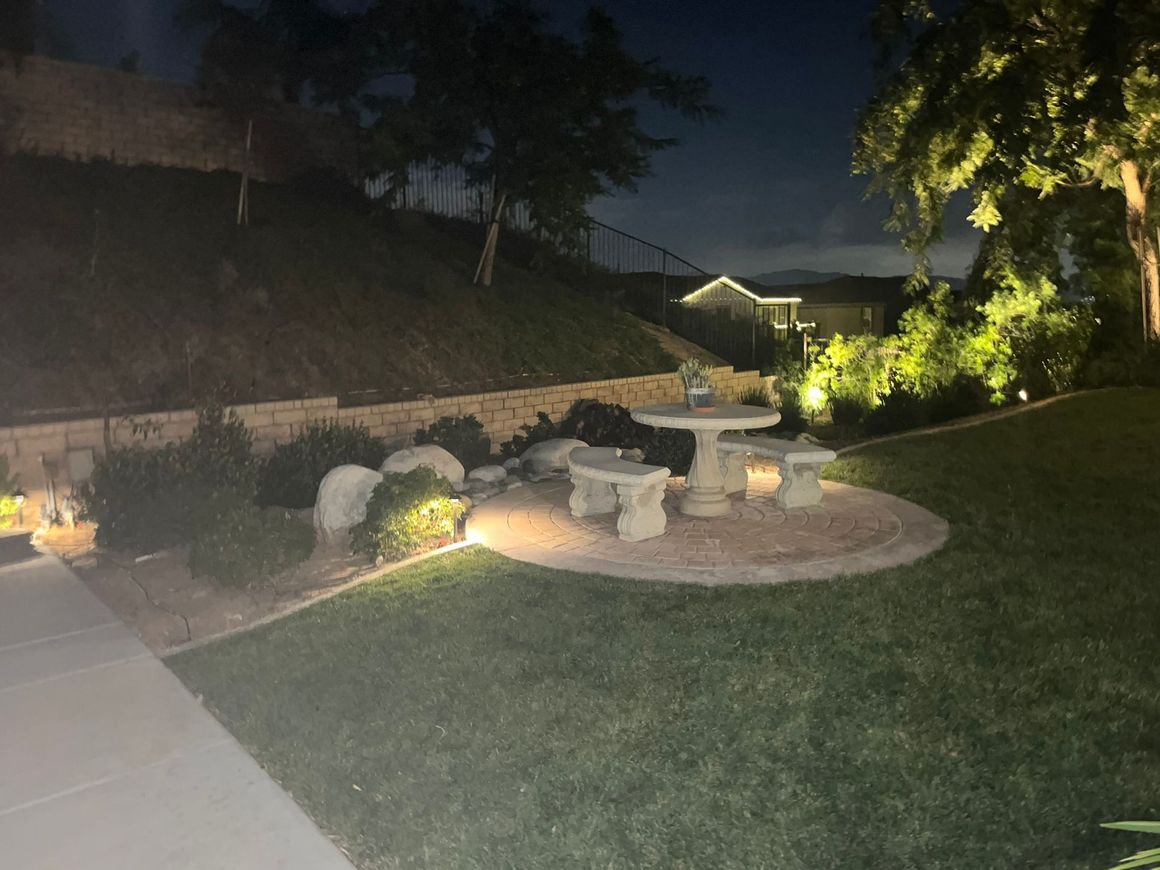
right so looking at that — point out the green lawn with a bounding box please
[169,389,1160,868]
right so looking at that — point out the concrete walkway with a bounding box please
[0,554,354,870]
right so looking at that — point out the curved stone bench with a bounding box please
[567,446,670,542]
[717,434,836,509]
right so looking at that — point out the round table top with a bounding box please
[631,403,781,431]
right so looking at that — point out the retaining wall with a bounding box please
[0,56,357,181]
[1,366,766,527]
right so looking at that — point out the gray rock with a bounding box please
[380,444,465,485]
[502,457,521,472]
[467,464,508,484]
[504,479,525,490]
[620,448,645,463]
[313,465,383,543]
[519,438,587,475]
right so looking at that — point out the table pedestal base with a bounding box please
[679,429,732,517]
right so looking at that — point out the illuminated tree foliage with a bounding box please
[856,0,1160,340]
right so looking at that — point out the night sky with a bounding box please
[48,0,981,279]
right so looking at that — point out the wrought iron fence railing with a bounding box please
[366,161,789,370]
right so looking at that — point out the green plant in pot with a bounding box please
[678,358,715,411]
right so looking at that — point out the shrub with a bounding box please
[351,467,464,562]
[926,375,990,423]
[77,444,191,551]
[828,395,866,426]
[413,415,491,470]
[188,503,315,587]
[862,390,928,436]
[257,420,387,508]
[500,411,559,458]
[0,456,24,529]
[183,401,257,502]
[559,400,650,449]
[736,385,773,408]
[77,402,257,552]
[773,385,810,435]
[643,427,695,476]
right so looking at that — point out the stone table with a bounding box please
[631,403,780,517]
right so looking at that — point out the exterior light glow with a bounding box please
[680,276,802,306]
[806,385,825,408]
[1017,388,1029,402]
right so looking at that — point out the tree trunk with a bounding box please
[473,190,507,288]
[1120,160,1160,341]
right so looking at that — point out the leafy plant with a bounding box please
[926,376,990,424]
[772,385,810,435]
[77,402,258,552]
[1101,821,1160,870]
[188,503,314,587]
[351,467,463,562]
[677,357,714,390]
[736,385,773,408]
[0,456,24,529]
[643,428,694,477]
[77,444,191,551]
[500,411,559,459]
[413,415,491,471]
[828,395,866,427]
[560,400,649,449]
[257,420,387,509]
[862,390,927,436]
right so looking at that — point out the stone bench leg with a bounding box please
[774,461,824,509]
[720,452,748,495]
[569,473,617,517]
[614,481,667,542]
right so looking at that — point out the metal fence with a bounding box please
[366,161,786,370]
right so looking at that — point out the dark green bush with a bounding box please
[500,411,559,458]
[188,503,315,587]
[413,415,491,470]
[78,444,191,551]
[736,385,774,408]
[257,420,387,508]
[559,400,650,449]
[926,376,991,423]
[77,402,257,552]
[772,385,810,435]
[862,391,929,436]
[643,428,695,476]
[351,467,464,561]
[829,395,866,426]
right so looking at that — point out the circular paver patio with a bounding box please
[471,470,948,585]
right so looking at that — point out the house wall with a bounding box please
[798,303,885,340]
[0,366,767,528]
[0,56,358,182]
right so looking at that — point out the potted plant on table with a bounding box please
[678,358,716,410]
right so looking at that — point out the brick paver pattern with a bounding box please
[473,471,948,585]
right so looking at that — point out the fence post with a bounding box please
[661,249,669,327]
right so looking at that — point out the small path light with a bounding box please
[1017,388,1029,402]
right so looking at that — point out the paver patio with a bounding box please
[0,553,354,870]
[472,469,948,584]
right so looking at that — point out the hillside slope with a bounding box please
[0,157,677,418]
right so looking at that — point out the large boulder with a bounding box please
[313,465,383,543]
[467,464,507,484]
[379,444,465,486]
[519,438,588,475]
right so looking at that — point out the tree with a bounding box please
[177,0,374,111]
[382,1,717,286]
[855,0,1160,341]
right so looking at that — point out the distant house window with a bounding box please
[861,306,873,333]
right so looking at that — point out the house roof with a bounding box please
[680,275,802,305]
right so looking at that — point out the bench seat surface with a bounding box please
[718,434,836,463]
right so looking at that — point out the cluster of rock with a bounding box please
[312,438,597,543]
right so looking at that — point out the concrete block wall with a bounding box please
[0,367,766,528]
[0,56,357,181]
